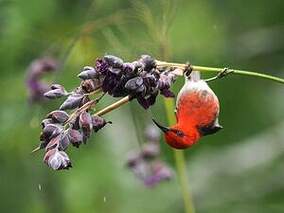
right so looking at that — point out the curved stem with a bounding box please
[164,98,195,213]
[156,61,284,84]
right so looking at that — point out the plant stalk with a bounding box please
[156,61,284,84]
[94,96,130,116]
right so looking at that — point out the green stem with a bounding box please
[194,65,284,84]
[156,61,284,84]
[164,98,196,213]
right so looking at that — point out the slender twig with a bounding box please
[156,60,284,84]
[94,96,130,116]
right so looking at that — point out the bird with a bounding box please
[153,71,222,149]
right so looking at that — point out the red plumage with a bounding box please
[154,71,222,149]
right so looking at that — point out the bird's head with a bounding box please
[152,119,200,149]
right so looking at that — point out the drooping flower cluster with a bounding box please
[126,125,173,187]
[26,57,58,103]
[78,54,177,109]
[36,54,178,170]
[39,109,110,170]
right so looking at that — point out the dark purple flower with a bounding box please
[79,111,93,139]
[59,132,70,151]
[141,143,160,160]
[103,55,123,68]
[26,57,58,103]
[60,93,84,110]
[143,161,173,187]
[81,79,98,93]
[67,129,83,148]
[139,55,156,71]
[44,84,68,99]
[78,66,99,80]
[95,58,109,74]
[91,116,110,132]
[47,110,69,123]
[43,149,72,170]
[40,124,62,142]
[45,134,61,151]
[41,118,54,128]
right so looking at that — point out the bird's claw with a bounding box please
[216,68,233,79]
[184,62,193,78]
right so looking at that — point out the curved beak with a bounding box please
[152,119,169,133]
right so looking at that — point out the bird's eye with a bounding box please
[175,130,184,137]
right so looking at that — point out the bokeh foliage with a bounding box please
[0,0,283,212]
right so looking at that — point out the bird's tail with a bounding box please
[189,71,200,82]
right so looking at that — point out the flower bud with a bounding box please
[141,143,160,160]
[103,55,123,68]
[77,66,99,80]
[60,93,84,110]
[44,89,66,99]
[125,77,144,91]
[41,124,62,142]
[41,118,54,129]
[139,55,156,71]
[79,111,93,138]
[59,132,70,151]
[126,151,141,168]
[43,149,72,170]
[47,110,69,123]
[67,129,83,148]
[91,116,110,132]
[45,134,60,151]
[81,80,97,93]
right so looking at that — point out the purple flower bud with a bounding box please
[126,152,141,168]
[45,134,60,151]
[125,77,144,91]
[43,149,72,170]
[41,124,62,142]
[160,88,175,98]
[41,118,54,129]
[108,67,122,75]
[67,129,83,148]
[79,111,93,138]
[103,55,123,68]
[50,84,65,90]
[146,91,158,106]
[136,96,150,109]
[44,88,67,99]
[144,124,161,142]
[47,110,69,123]
[139,55,156,71]
[143,162,173,187]
[59,132,70,151]
[81,79,97,93]
[95,58,109,74]
[123,63,136,74]
[78,66,99,80]
[141,143,160,160]
[152,161,173,181]
[26,57,58,103]
[44,84,68,99]
[60,93,84,110]
[91,116,110,132]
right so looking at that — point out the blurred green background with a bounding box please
[0,0,284,212]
